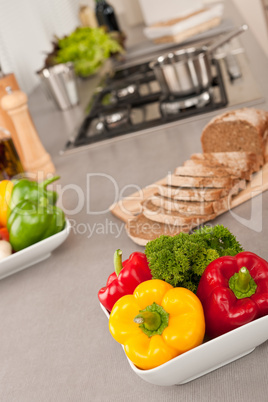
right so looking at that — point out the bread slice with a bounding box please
[200,108,268,164]
[148,193,215,215]
[183,159,249,180]
[183,159,250,180]
[190,151,261,175]
[142,199,217,226]
[167,174,240,189]
[125,213,189,246]
[175,165,232,178]
[149,193,230,215]
[156,184,231,201]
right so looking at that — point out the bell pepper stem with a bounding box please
[39,176,60,190]
[134,311,161,331]
[229,266,257,299]
[237,267,251,291]
[133,302,169,337]
[114,249,123,276]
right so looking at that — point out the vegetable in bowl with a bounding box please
[1,176,66,253]
[108,279,206,370]
[196,251,268,338]
[47,27,123,77]
[145,225,244,293]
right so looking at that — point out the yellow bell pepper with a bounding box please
[0,180,14,227]
[109,279,205,370]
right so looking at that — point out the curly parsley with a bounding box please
[145,225,243,292]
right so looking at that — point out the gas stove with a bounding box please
[64,38,263,152]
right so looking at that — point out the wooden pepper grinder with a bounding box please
[1,87,55,178]
[0,74,24,161]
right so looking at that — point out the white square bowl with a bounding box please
[101,303,268,386]
[0,218,71,280]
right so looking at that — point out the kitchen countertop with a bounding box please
[1,1,268,401]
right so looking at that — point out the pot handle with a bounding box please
[205,24,248,54]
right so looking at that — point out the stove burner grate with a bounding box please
[69,58,228,149]
[160,91,212,116]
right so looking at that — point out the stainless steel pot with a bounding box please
[38,63,79,110]
[149,25,248,97]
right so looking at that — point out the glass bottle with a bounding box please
[95,0,121,32]
[0,127,24,179]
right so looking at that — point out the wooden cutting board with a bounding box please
[153,17,221,44]
[110,163,268,223]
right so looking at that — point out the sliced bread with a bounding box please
[156,184,231,201]
[148,194,215,215]
[125,213,188,246]
[142,199,217,227]
[175,165,233,178]
[190,151,261,174]
[149,193,229,215]
[167,174,240,189]
[183,159,249,180]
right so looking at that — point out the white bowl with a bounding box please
[0,218,71,280]
[100,303,268,386]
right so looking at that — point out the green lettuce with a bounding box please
[55,27,123,77]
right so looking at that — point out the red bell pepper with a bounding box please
[196,251,268,338]
[98,249,152,312]
[0,227,9,242]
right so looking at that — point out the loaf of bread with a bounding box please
[123,108,268,245]
[201,108,268,163]
[124,151,249,244]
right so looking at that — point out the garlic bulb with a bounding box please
[0,240,12,261]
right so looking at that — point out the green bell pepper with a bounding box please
[7,198,65,251]
[9,176,60,214]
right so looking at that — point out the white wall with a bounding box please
[114,0,268,57]
[232,0,268,57]
[0,0,267,95]
[0,0,82,94]
[204,0,268,57]
[0,0,143,94]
